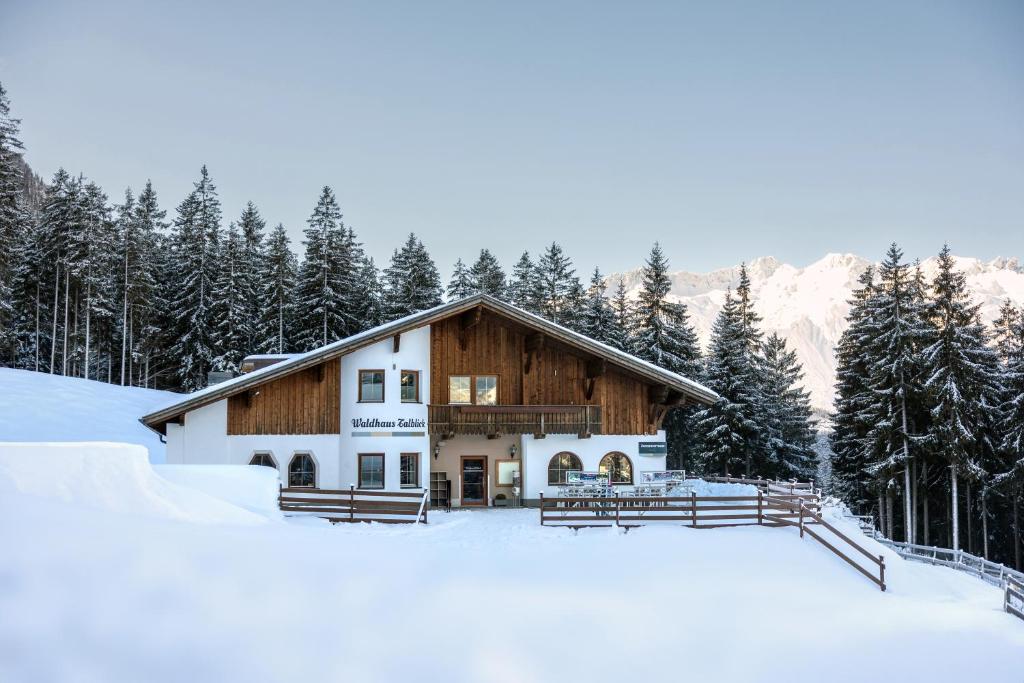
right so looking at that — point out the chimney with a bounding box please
[206,370,236,387]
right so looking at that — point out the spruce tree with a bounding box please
[508,251,540,314]
[167,166,223,391]
[447,258,473,300]
[535,242,578,325]
[606,278,633,352]
[761,333,817,480]
[352,255,384,331]
[382,233,442,320]
[237,202,266,354]
[579,268,617,345]
[631,243,700,377]
[470,248,506,298]
[0,82,29,364]
[211,221,247,372]
[257,223,298,354]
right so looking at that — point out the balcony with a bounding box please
[428,404,602,437]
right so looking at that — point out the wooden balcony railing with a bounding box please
[428,404,602,437]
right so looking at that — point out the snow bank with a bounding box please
[155,464,281,518]
[0,442,271,525]
[0,368,178,462]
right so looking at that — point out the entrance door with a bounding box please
[460,456,487,506]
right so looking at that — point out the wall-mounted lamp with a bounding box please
[509,443,518,459]
[434,443,440,460]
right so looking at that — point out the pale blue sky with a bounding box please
[1,0,1022,276]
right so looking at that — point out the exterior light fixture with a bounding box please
[433,443,440,460]
[509,443,518,459]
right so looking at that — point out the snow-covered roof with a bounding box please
[141,294,719,432]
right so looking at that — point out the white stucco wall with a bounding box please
[522,431,668,501]
[164,400,229,465]
[227,435,341,489]
[339,326,431,490]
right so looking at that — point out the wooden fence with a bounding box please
[1004,576,1024,621]
[279,486,429,524]
[539,491,886,591]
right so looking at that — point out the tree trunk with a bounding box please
[900,393,913,544]
[951,465,960,552]
[50,263,60,373]
[84,281,91,380]
[1014,492,1021,570]
[911,460,918,544]
[121,251,128,385]
[33,281,40,372]
[923,491,929,546]
[981,490,989,560]
[965,479,973,554]
[886,489,895,540]
[878,492,886,537]
[62,270,69,376]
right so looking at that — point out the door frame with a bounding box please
[460,455,488,507]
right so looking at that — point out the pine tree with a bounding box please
[257,223,298,354]
[995,305,1024,568]
[237,202,266,355]
[0,82,29,364]
[211,221,247,372]
[130,181,168,387]
[631,243,700,377]
[606,278,632,352]
[761,333,817,480]
[695,289,762,476]
[352,255,384,332]
[382,233,442,320]
[470,248,506,298]
[508,251,540,314]
[535,242,578,325]
[921,245,1003,551]
[167,166,223,391]
[447,258,474,300]
[579,268,617,344]
[293,186,358,350]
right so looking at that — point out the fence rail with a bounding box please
[1007,577,1024,621]
[279,486,429,524]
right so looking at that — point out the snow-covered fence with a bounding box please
[702,475,821,498]
[279,486,429,524]
[1006,577,1024,621]
[538,491,818,529]
[874,539,1024,591]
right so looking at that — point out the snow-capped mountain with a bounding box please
[613,253,1024,414]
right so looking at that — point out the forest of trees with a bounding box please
[1,81,1021,568]
[830,244,1024,570]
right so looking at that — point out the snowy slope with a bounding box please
[614,253,1024,413]
[0,368,179,461]
[1,464,1021,682]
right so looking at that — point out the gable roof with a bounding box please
[140,294,718,432]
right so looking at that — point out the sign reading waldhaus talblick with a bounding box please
[638,442,667,456]
[352,418,426,429]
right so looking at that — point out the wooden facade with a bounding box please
[227,359,340,435]
[429,310,665,435]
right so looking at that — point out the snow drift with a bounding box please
[0,442,274,525]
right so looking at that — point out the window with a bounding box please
[288,453,316,488]
[548,452,583,485]
[359,370,385,402]
[449,375,472,404]
[599,452,633,485]
[400,453,419,488]
[475,375,498,406]
[448,374,499,405]
[249,452,277,469]
[359,453,385,489]
[400,370,420,403]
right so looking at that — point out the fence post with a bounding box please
[349,484,355,523]
[615,493,621,527]
[879,555,886,591]
[691,490,697,528]
[539,492,544,526]
[799,499,805,538]
[757,490,763,525]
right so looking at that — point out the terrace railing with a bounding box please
[428,404,602,437]
[279,486,429,524]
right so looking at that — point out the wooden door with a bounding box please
[460,456,487,506]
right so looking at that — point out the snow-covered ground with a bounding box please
[1,442,1021,682]
[0,368,178,461]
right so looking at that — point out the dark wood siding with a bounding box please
[227,359,340,435]
[429,312,656,434]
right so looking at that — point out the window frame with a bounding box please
[358,369,386,403]
[400,370,420,404]
[598,451,634,485]
[249,451,278,469]
[358,453,386,490]
[400,452,420,489]
[287,452,318,488]
[547,451,583,485]
[447,374,500,405]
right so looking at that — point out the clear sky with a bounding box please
[1,0,1022,277]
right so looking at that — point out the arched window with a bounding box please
[599,452,633,485]
[548,452,583,485]
[249,452,277,469]
[288,453,317,488]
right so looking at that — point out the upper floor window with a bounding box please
[401,370,420,403]
[448,374,498,405]
[359,369,385,402]
[288,453,317,488]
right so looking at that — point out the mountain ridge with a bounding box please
[611,252,1024,413]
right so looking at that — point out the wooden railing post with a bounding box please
[879,556,886,591]
[799,499,805,538]
[349,484,355,523]
[615,493,621,527]
[691,490,697,528]
[539,492,545,526]
[757,490,763,525]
